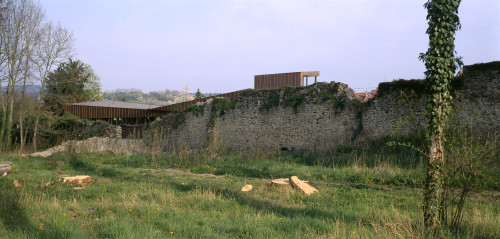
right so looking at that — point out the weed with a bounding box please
[1,139,499,238]
[184,104,204,116]
[207,98,237,127]
[259,94,280,111]
[282,93,303,111]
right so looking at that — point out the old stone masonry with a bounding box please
[150,61,499,152]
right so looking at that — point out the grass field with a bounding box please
[1,140,499,238]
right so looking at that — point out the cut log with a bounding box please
[289,176,318,195]
[60,176,93,185]
[271,178,310,187]
[0,161,11,166]
[241,184,253,192]
[271,178,291,187]
[0,166,11,175]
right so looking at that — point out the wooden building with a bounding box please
[66,71,320,130]
[151,91,240,113]
[65,100,163,124]
[254,71,320,89]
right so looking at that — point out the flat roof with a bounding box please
[255,71,320,77]
[67,100,159,110]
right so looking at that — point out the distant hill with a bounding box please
[2,85,42,97]
[2,85,218,105]
[102,89,218,105]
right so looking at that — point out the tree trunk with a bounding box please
[19,47,32,151]
[424,123,445,233]
[0,84,6,150]
[19,75,27,151]
[6,94,14,151]
[5,79,15,151]
[0,107,6,151]
[32,111,40,151]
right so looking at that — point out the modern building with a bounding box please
[66,71,321,127]
[254,71,320,89]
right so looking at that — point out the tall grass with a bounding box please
[1,152,499,238]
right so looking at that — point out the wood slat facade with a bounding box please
[65,105,164,119]
[66,91,242,119]
[152,90,241,113]
[66,71,318,120]
[254,71,320,90]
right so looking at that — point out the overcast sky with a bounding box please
[40,0,500,93]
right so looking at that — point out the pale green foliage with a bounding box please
[82,63,102,101]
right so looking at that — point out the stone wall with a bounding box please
[149,61,500,152]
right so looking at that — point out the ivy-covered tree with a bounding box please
[44,59,101,115]
[419,0,462,234]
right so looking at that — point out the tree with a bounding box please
[0,0,45,150]
[173,83,194,103]
[82,62,102,100]
[419,0,462,234]
[194,88,202,100]
[43,59,101,115]
[31,21,74,150]
[0,0,75,151]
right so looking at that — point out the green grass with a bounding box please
[1,148,499,238]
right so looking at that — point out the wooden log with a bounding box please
[271,178,291,187]
[289,176,318,195]
[271,178,310,187]
[0,166,12,175]
[241,184,253,192]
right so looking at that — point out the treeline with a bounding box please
[103,88,218,106]
[0,0,103,152]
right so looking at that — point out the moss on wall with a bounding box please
[465,61,500,72]
[207,97,238,127]
[184,104,204,116]
[376,76,466,98]
[377,79,426,97]
[258,82,354,113]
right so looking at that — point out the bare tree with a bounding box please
[174,83,194,103]
[0,0,73,151]
[31,22,74,150]
[0,0,46,151]
[0,0,8,149]
[18,0,44,150]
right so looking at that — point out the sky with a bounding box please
[39,0,500,93]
